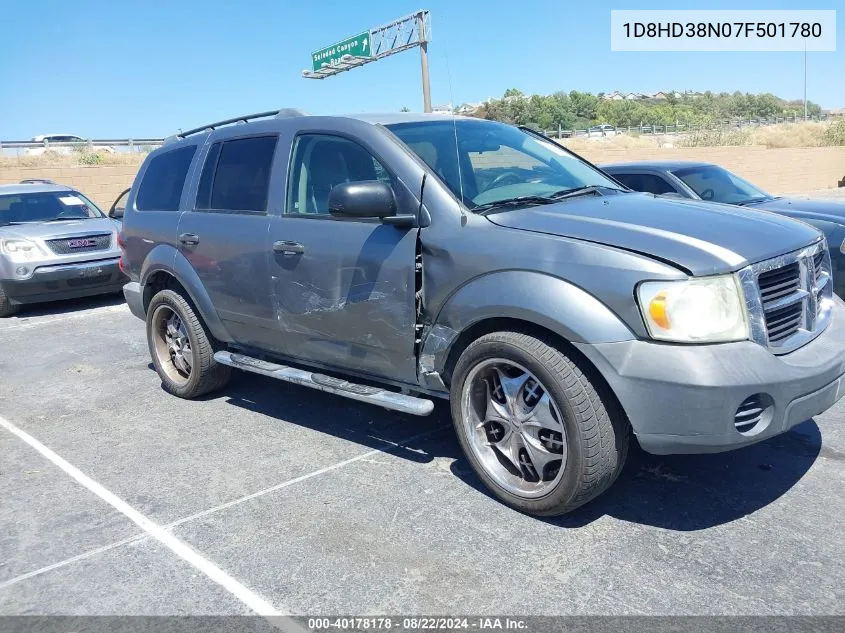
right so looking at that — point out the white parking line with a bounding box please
[0,304,127,332]
[0,423,449,591]
[0,414,286,616]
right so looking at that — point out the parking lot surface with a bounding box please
[1,297,843,615]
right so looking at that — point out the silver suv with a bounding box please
[0,183,124,316]
[119,110,845,516]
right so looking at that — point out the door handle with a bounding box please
[273,240,305,255]
[178,233,200,246]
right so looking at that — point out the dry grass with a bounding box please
[0,151,147,169]
[559,120,845,150]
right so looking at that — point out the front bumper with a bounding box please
[575,294,845,455]
[2,258,125,305]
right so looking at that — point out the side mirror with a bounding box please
[109,206,124,219]
[329,181,397,219]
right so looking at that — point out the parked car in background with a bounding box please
[26,134,113,156]
[601,161,845,298]
[119,110,844,516]
[0,182,125,316]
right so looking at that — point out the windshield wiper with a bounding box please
[548,185,620,200]
[736,196,773,206]
[42,217,89,222]
[473,196,557,215]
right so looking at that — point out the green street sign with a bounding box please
[312,32,372,71]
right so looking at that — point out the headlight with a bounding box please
[637,275,749,343]
[0,238,46,262]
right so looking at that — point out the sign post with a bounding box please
[303,11,432,113]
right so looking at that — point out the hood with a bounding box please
[486,192,822,276]
[746,197,845,225]
[0,217,117,241]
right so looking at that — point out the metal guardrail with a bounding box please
[541,114,830,139]
[0,114,833,151]
[0,139,165,155]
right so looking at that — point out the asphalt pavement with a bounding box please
[0,296,843,616]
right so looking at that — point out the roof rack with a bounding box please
[166,108,308,143]
[19,178,57,185]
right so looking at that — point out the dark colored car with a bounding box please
[601,161,845,297]
[118,110,845,516]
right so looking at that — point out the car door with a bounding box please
[176,134,281,350]
[266,132,419,382]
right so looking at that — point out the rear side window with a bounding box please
[195,136,278,214]
[613,172,676,195]
[136,146,197,211]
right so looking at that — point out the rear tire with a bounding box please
[146,289,230,398]
[450,331,629,516]
[0,286,18,318]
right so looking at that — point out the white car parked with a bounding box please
[26,134,113,156]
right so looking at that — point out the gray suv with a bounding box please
[0,182,124,317]
[120,110,845,516]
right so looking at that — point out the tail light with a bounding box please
[117,230,126,273]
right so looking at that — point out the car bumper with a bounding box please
[575,294,845,455]
[123,281,145,320]
[2,258,125,305]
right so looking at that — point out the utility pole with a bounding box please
[418,11,432,113]
[803,40,808,120]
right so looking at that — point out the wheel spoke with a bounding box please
[493,367,530,417]
[522,393,562,433]
[521,429,563,479]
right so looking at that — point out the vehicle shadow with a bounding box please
[5,292,124,320]
[190,369,821,531]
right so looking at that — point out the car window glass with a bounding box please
[113,189,129,211]
[673,165,769,204]
[206,136,277,213]
[195,142,222,210]
[286,135,392,216]
[136,145,197,211]
[613,173,676,195]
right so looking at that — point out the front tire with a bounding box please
[0,285,18,318]
[146,289,230,398]
[450,331,628,516]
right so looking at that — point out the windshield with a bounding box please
[386,119,623,210]
[0,191,104,226]
[672,165,772,205]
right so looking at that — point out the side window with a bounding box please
[612,172,676,195]
[637,174,676,195]
[286,135,392,216]
[136,145,197,211]
[196,136,278,214]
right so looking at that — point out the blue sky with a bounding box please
[0,0,841,139]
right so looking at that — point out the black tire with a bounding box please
[146,288,230,398]
[450,331,629,516]
[0,285,18,318]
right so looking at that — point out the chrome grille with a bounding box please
[46,234,112,255]
[741,240,834,354]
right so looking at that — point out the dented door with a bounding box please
[267,216,419,382]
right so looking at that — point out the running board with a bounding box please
[214,351,434,416]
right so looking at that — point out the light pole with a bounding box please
[803,39,808,120]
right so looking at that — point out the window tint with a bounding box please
[136,145,197,211]
[672,165,770,205]
[195,142,222,210]
[612,172,676,195]
[286,135,392,216]
[205,136,277,213]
